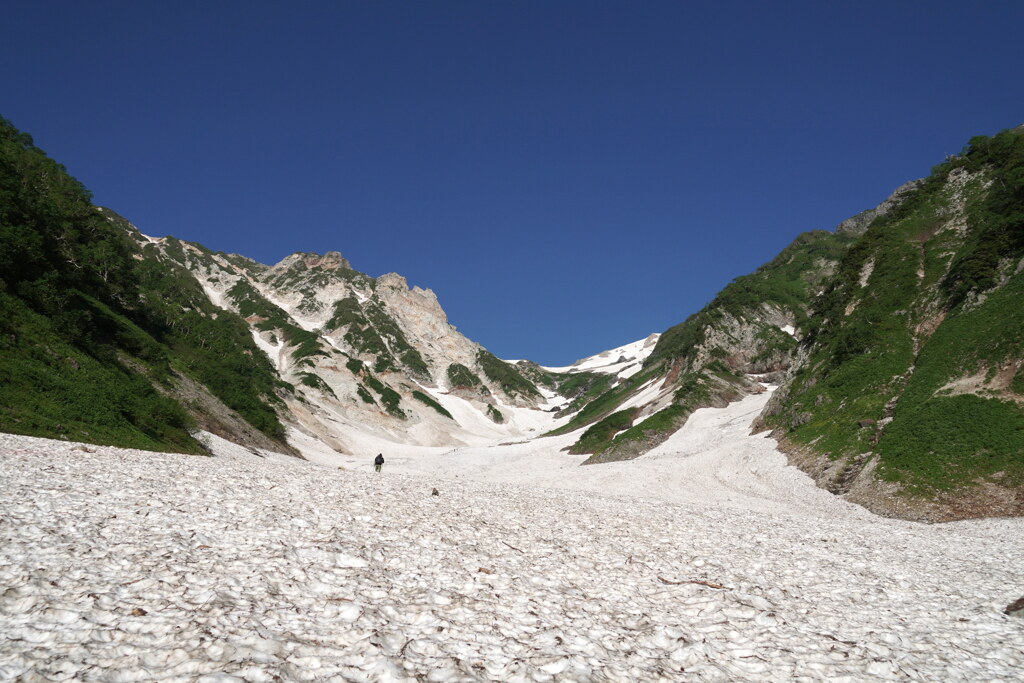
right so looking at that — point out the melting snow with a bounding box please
[251,331,286,372]
[1,394,1022,680]
[544,334,660,379]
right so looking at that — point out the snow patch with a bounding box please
[251,330,285,371]
[2,407,1022,680]
[544,333,660,379]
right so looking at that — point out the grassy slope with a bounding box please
[0,117,289,451]
[564,229,850,458]
[648,229,852,367]
[770,127,1024,498]
[476,349,541,399]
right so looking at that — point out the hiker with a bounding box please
[374,453,384,473]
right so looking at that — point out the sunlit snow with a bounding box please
[543,334,660,379]
[1,391,1021,680]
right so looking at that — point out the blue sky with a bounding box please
[3,1,1023,365]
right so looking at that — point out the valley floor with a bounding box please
[1,394,1022,681]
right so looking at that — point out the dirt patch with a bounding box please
[936,360,1024,406]
[773,433,1024,522]
[170,371,299,456]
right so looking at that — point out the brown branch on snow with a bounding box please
[657,576,727,590]
[501,540,525,554]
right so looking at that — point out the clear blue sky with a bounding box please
[3,1,1022,365]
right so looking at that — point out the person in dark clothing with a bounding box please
[374,453,384,473]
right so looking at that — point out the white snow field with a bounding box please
[2,391,1023,681]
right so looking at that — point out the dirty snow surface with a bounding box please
[2,397,1023,681]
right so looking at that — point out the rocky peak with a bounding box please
[269,251,352,274]
[376,273,408,290]
[834,179,923,236]
[308,251,351,270]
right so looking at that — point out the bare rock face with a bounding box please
[834,179,923,236]
[686,307,796,375]
[271,250,352,272]
[373,273,485,385]
[307,251,351,270]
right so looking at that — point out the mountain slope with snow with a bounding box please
[2,397,1021,680]
[3,115,1023,521]
[116,221,565,455]
[543,333,660,380]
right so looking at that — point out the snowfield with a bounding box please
[1,393,1022,681]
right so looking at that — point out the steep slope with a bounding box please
[111,212,550,453]
[543,334,661,380]
[555,223,861,462]
[0,118,240,454]
[5,111,1022,520]
[563,125,1023,519]
[757,126,1024,520]
[0,115,549,456]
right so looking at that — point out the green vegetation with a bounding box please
[356,385,376,405]
[514,362,560,390]
[364,375,405,418]
[776,171,949,461]
[878,395,1024,492]
[673,372,714,406]
[649,230,852,368]
[486,404,504,423]
[0,118,192,449]
[137,262,288,440]
[226,279,323,361]
[326,297,429,378]
[218,252,265,275]
[264,253,374,295]
[548,369,656,436]
[552,371,615,415]
[747,327,799,370]
[412,390,454,419]
[0,293,199,452]
[899,268,1024,408]
[0,116,289,449]
[572,370,724,458]
[568,408,638,454]
[327,297,395,371]
[299,372,337,398]
[938,130,1024,308]
[609,405,686,447]
[1012,366,1024,396]
[476,350,540,398]
[364,301,429,379]
[447,362,483,388]
[768,126,1024,498]
[874,267,1024,489]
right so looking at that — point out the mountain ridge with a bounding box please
[2,114,1022,520]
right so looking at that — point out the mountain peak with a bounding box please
[273,250,352,272]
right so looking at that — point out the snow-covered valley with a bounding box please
[1,392,1022,681]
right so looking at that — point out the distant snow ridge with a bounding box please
[545,333,660,380]
[2,425,1022,681]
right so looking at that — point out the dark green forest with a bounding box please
[0,117,288,451]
